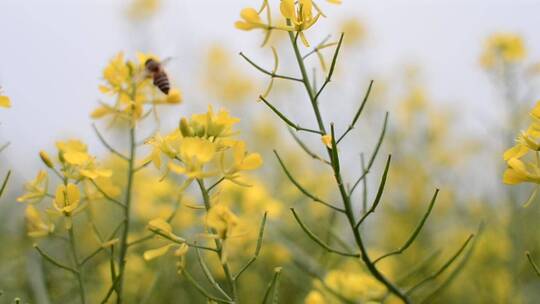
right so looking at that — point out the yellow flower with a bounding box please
[25,205,54,238]
[222,141,263,181]
[206,204,238,240]
[280,0,321,46]
[53,183,81,216]
[94,52,181,124]
[169,137,218,179]
[57,140,90,166]
[188,106,241,139]
[17,171,48,204]
[327,0,342,3]
[480,33,526,68]
[56,139,112,180]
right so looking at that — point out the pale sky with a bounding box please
[1,0,539,183]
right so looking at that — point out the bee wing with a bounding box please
[160,57,175,67]
[133,69,151,83]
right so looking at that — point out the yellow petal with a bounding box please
[280,0,296,19]
[321,134,333,149]
[503,143,528,161]
[144,244,174,261]
[239,153,263,171]
[240,8,262,24]
[503,167,527,185]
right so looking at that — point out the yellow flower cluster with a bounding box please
[146,105,262,183]
[235,0,340,47]
[480,33,526,68]
[91,52,181,124]
[18,139,117,234]
[503,101,540,185]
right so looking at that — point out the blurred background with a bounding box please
[1,0,540,303]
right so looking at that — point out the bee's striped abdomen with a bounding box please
[153,72,170,95]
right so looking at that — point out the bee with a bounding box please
[144,58,170,95]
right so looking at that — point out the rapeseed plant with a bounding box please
[236,1,478,303]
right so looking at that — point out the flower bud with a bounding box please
[179,117,193,137]
[39,151,54,168]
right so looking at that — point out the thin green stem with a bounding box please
[526,251,540,277]
[291,208,360,258]
[355,155,392,229]
[234,212,268,281]
[92,123,128,161]
[34,245,78,274]
[336,80,374,144]
[115,115,137,304]
[274,150,345,213]
[406,234,475,296]
[261,268,282,304]
[374,189,439,264]
[196,179,238,302]
[349,112,389,196]
[239,52,303,82]
[68,227,86,304]
[0,170,11,199]
[259,96,323,135]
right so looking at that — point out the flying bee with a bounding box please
[144,58,171,95]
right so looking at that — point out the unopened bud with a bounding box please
[39,151,54,168]
[179,118,193,137]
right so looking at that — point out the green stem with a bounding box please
[116,121,136,303]
[68,226,86,304]
[196,179,238,303]
[287,31,411,304]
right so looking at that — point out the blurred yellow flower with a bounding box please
[305,290,325,304]
[127,0,161,21]
[17,170,48,204]
[0,95,11,108]
[206,204,238,240]
[25,205,54,238]
[340,18,365,46]
[481,33,526,68]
